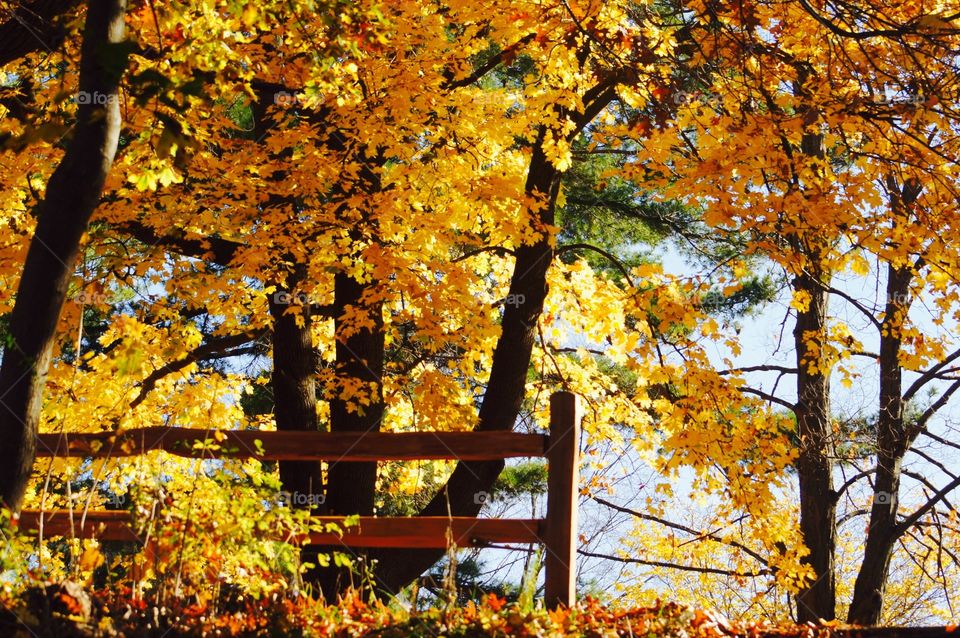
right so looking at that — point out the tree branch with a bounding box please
[910,378,960,438]
[578,549,769,577]
[452,245,516,263]
[591,495,770,567]
[718,365,797,376]
[904,346,960,402]
[740,387,796,412]
[795,0,941,41]
[824,286,883,330]
[116,219,243,266]
[834,469,875,502]
[902,469,956,511]
[441,32,537,90]
[129,329,266,410]
[896,474,960,536]
[556,243,635,286]
[0,0,83,67]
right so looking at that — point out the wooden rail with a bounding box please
[21,392,582,608]
[35,430,548,461]
[18,511,544,548]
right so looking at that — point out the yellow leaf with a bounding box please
[849,253,870,276]
[79,546,105,572]
[790,290,812,313]
[241,3,257,27]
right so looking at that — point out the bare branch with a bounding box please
[591,495,770,567]
[116,220,243,266]
[905,346,960,402]
[129,329,267,410]
[578,549,769,577]
[718,365,797,376]
[920,428,960,451]
[838,508,870,526]
[834,469,875,502]
[825,286,883,330]
[740,386,796,413]
[556,243,635,286]
[903,469,956,511]
[896,475,960,536]
[910,378,960,437]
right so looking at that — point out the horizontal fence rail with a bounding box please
[19,511,544,548]
[35,429,549,461]
[21,392,583,608]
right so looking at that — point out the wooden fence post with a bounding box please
[544,391,581,609]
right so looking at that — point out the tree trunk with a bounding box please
[793,267,837,623]
[268,275,325,512]
[313,271,385,595]
[847,262,913,625]
[251,82,326,513]
[369,136,561,594]
[326,271,385,517]
[0,0,128,511]
[366,80,619,593]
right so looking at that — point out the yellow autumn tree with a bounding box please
[591,0,960,624]
[0,0,957,618]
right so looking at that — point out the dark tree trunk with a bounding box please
[368,137,561,595]
[268,275,325,512]
[793,267,837,623]
[0,0,128,511]
[366,82,618,594]
[847,261,914,625]
[250,82,325,513]
[326,271,384,517]
[312,271,385,596]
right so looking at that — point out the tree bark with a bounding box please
[268,277,325,513]
[312,271,385,596]
[847,255,914,625]
[249,82,326,515]
[326,272,384,517]
[368,135,561,594]
[0,0,128,511]
[793,266,837,623]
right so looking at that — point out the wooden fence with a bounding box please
[19,392,582,608]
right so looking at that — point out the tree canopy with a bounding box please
[1,0,959,624]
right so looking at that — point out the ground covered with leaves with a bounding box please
[0,585,850,638]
